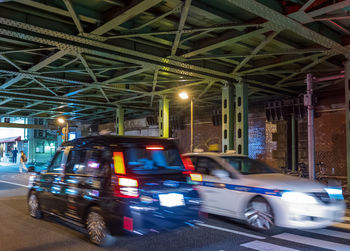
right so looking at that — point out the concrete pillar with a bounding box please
[222,85,234,152]
[235,81,248,155]
[159,97,169,138]
[116,107,124,135]
[345,58,350,190]
[306,73,315,180]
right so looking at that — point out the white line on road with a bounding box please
[241,240,300,251]
[273,233,350,251]
[0,179,28,188]
[303,228,350,239]
[196,223,266,240]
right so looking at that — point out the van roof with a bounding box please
[62,135,177,148]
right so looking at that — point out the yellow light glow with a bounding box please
[57,118,65,124]
[179,91,189,100]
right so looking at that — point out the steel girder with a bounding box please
[91,0,162,36]
[0,17,231,81]
[230,0,350,54]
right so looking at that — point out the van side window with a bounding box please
[85,150,111,177]
[66,150,87,174]
[196,157,222,175]
[48,151,64,173]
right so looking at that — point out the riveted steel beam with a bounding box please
[181,27,270,58]
[91,0,162,36]
[0,50,67,89]
[235,81,248,155]
[230,0,350,54]
[132,3,182,31]
[150,68,159,107]
[222,84,234,152]
[116,106,124,135]
[232,31,279,74]
[171,0,192,56]
[159,97,169,138]
[240,53,325,74]
[308,1,350,18]
[0,18,232,80]
[63,0,84,34]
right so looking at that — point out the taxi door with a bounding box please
[194,157,234,216]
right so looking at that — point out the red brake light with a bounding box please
[114,177,139,198]
[146,145,164,150]
[113,152,126,174]
[181,156,194,171]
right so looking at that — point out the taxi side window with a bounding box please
[65,150,87,174]
[196,157,222,175]
[47,151,64,173]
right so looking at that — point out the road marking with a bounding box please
[273,233,350,251]
[303,228,350,239]
[333,222,350,230]
[0,179,28,188]
[196,223,266,240]
[241,240,300,251]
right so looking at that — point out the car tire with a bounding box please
[86,207,117,247]
[244,196,274,231]
[28,191,43,219]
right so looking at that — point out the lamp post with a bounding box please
[57,118,69,142]
[179,91,194,152]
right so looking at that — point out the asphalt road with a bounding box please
[1,164,350,251]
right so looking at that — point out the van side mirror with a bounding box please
[211,169,230,179]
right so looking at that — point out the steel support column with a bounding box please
[116,107,124,135]
[159,97,169,138]
[345,59,350,190]
[291,114,297,172]
[222,85,234,152]
[306,73,315,180]
[235,81,248,155]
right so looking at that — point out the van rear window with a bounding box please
[124,147,185,174]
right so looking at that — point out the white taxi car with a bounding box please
[183,152,345,230]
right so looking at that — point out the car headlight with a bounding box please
[281,192,317,204]
[325,188,344,200]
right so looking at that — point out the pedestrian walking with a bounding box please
[12,147,18,163]
[19,151,28,173]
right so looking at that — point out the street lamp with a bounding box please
[179,91,194,152]
[57,117,69,142]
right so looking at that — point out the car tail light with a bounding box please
[113,152,126,175]
[119,177,138,187]
[123,216,133,231]
[190,173,202,182]
[146,145,164,150]
[114,177,139,198]
[181,156,194,171]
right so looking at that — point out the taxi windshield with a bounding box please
[221,157,277,175]
[124,147,185,175]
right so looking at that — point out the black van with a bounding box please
[27,136,201,246]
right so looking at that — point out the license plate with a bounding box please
[159,193,185,207]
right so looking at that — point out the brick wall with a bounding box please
[314,110,346,176]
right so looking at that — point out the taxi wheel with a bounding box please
[244,197,274,231]
[28,191,43,219]
[86,207,116,247]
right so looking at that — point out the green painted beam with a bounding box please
[91,0,162,36]
[222,84,234,152]
[159,97,169,138]
[235,81,248,155]
[116,106,124,135]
